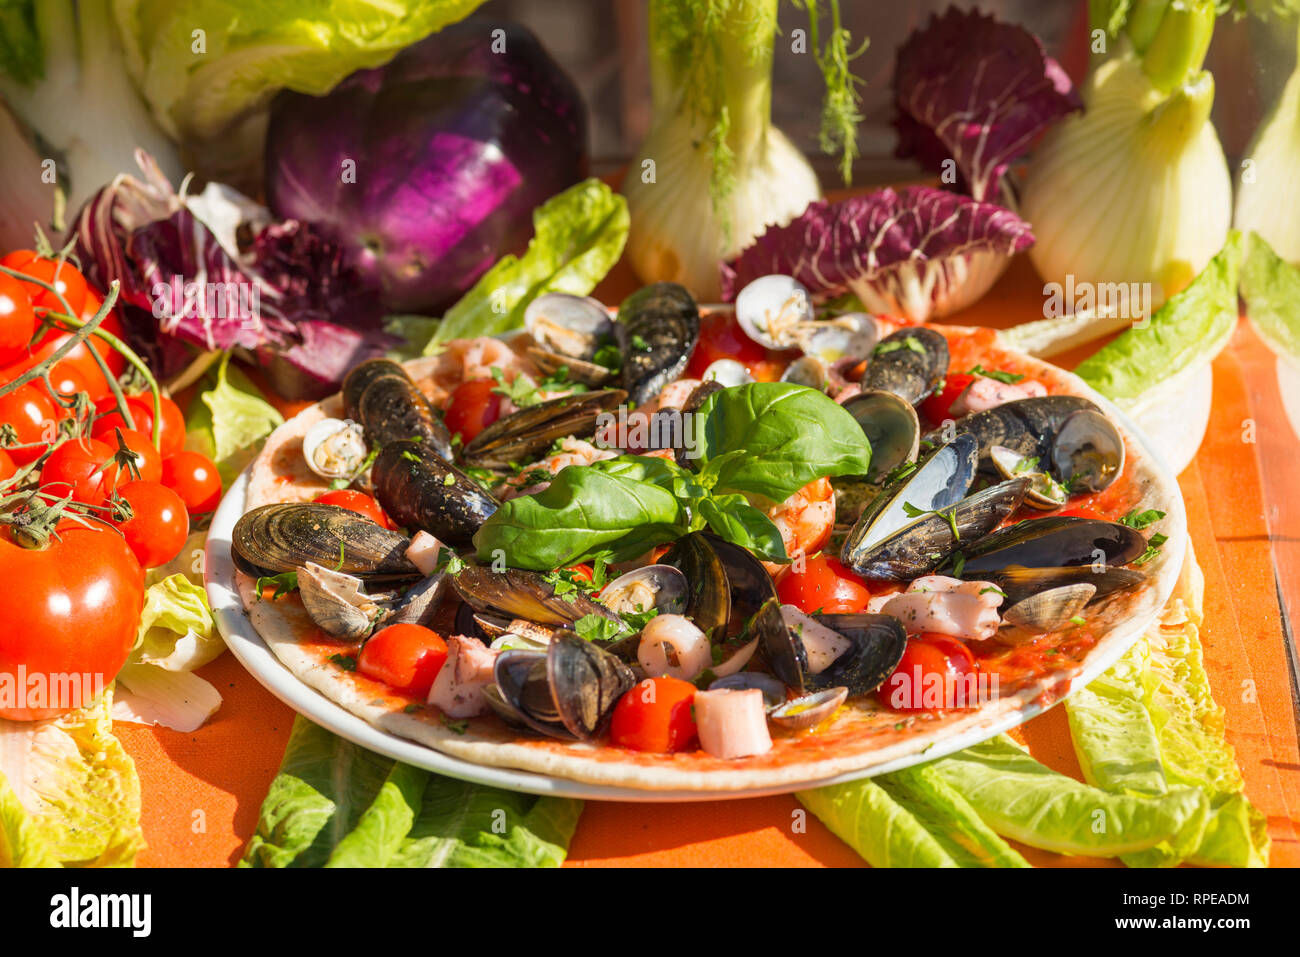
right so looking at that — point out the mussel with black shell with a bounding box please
[231,503,420,581]
[460,388,627,470]
[342,359,453,460]
[371,440,499,547]
[616,282,701,406]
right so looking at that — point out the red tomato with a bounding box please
[313,489,390,527]
[609,676,699,753]
[111,481,189,568]
[0,274,37,365]
[443,378,502,443]
[919,373,975,425]
[15,295,127,401]
[879,633,978,712]
[0,448,14,482]
[161,450,222,514]
[92,393,154,439]
[0,252,88,316]
[40,437,122,506]
[776,553,872,614]
[0,519,144,720]
[41,361,91,402]
[0,383,58,465]
[152,394,187,456]
[566,563,594,584]
[97,427,161,484]
[357,624,449,698]
[685,311,792,382]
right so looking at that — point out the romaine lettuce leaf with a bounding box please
[426,179,629,348]
[1240,229,1300,362]
[0,690,145,867]
[243,717,581,868]
[1074,230,1242,406]
[186,351,283,486]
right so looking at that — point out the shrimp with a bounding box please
[880,575,1005,641]
[426,337,537,404]
[502,437,617,498]
[594,378,702,453]
[761,477,835,575]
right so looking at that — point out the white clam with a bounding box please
[734,274,814,349]
[303,417,367,481]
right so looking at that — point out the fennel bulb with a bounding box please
[1234,22,1300,265]
[623,0,861,300]
[1022,1,1231,305]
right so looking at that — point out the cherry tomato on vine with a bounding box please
[0,252,89,316]
[0,448,15,482]
[0,383,58,465]
[776,553,873,614]
[357,624,448,698]
[97,427,162,484]
[879,633,978,712]
[161,450,222,513]
[609,677,699,753]
[442,378,502,443]
[92,393,154,439]
[0,519,144,720]
[313,489,391,527]
[0,274,37,365]
[111,481,189,568]
[152,394,186,456]
[39,437,123,507]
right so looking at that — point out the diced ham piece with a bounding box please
[428,635,499,718]
[951,377,1047,416]
[405,531,443,577]
[693,689,773,759]
[881,575,1005,641]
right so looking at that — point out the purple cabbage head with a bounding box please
[264,20,588,314]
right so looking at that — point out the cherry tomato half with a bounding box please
[111,481,189,568]
[685,311,792,382]
[879,633,978,712]
[609,676,699,753]
[313,489,391,527]
[161,450,222,514]
[919,373,975,425]
[777,553,873,614]
[358,624,448,698]
[443,378,502,444]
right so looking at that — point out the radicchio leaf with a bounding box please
[892,7,1081,202]
[720,186,1034,322]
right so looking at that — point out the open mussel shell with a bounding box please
[997,583,1096,645]
[956,516,1147,578]
[989,445,1068,508]
[461,389,627,470]
[762,606,907,696]
[372,440,498,547]
[931,395,1098,465]
[616,282,701,405]
[302,417,367,481]
[769,687,849,731]
[453,565,620,627]
[493,631,635,740]
[734,274,815,349]
[662,532,782,642]
[342,358,406,423]
[1052,409,1125,493]
[846,477,1031,581]
[840,433,978,573]
[780,355,832,391]
[600,565,688,616]
[524,293,614,360]
[358,371,453,460]
[859,327,949,405]
[232,503,419,581]
[979,565,1146,606]
[842,390,921,482]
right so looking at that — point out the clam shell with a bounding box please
[734,275,814,349]
[769,687,848,731]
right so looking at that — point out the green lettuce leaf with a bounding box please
[1240,229,1300,362]
[131,573,220,671]
[0,689,145,867]
[186,351,283,486]
[426,179,629,348]
[242,717,581,868]
[924,735,1208,858]
[1074,230,1242,406]
[1066,606,1270,866]
[798,762,1030,867]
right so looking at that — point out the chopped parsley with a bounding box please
[1119,508,1166,530]
[573,613,623,642]
[630,333,650,351]
[256,570,299,600]
[593,343,622,370]
[329,653,358,672]
[966,364,1024,384]
[1132,532,1169,566]
[874,336,926,357]
[1068,615,1086,626]
[442,473,456,486]
[440,715,469,734]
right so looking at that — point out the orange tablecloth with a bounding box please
[116,258,1300,867]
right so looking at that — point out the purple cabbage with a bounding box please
[264,20,588,314]
[720,186,1034,321]
[73,151,394,399]
[893,6,1081,202]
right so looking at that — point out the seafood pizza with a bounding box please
[226,278,1185,790]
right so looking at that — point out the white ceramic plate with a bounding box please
[205,393,1186,802]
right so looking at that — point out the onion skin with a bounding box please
[265,21,587,313]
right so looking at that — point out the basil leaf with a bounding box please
[698,495,790,563]
[473,466,688,570]
[589,454,686,490]
[694,383,872,501]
